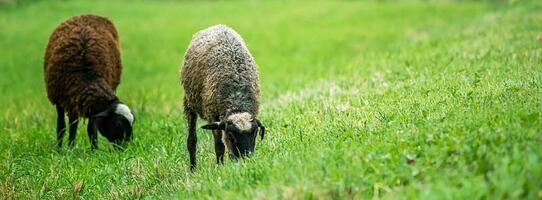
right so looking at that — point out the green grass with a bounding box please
[1,0,541,199]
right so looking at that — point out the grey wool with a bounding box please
[180,24,265,170]
[181,24,260,121]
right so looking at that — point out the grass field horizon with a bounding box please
[1,0,541,199]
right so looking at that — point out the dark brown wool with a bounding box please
[44,14,122,118]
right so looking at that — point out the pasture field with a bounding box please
[1,0,541,199]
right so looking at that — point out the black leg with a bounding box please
[213,130,225,164]
[68,115,79,147]
[185,102,198,171]
[187,112,197,171]
[87,117,98,149]
[55,106,66,148]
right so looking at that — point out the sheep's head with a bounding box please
[93,103,134,147]
[201,112,265,159]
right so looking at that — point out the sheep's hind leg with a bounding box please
[55,106,66,148]
[87,118,98,149]
[213,130,225,164]
[67,115,79,147]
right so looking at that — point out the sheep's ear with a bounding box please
[201,121,225,130]
[93,109,109,118]
[131,111,136,125]
[256,119,266,140]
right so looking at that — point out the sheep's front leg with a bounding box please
[55,106,66,148]
[213,130,225,164]
[68,115,79,147]
[87,118,98,149]
[185,108,198,171]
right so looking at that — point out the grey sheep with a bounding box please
[180,24,266,170]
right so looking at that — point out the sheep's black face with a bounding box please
[95,113,133,145]
[201,113,265,160]
[224,124,259,159]
[94,103,134,146]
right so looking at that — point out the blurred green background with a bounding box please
[1,0,541,199]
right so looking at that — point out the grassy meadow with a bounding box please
[1,0,541,199]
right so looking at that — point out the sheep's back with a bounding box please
[181,25,260,121]
[44,15,122,109]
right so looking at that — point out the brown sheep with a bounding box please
[180,24,266,170]
[44,14,134,149]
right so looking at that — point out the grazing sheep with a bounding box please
[181,24,266,170]
[44,14,134,149]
